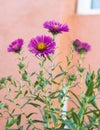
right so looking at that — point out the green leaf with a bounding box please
[86,72,91,88]
[7,76,12,81]
[69,98,79,108]
[97,68,100,85]
[0,112,3,117]
[28,102,41,108]
[0,77,6,84]
[26,112,37,118]
[6,118,17,127]
[47,55,52,62]
[66,56,70,65]
[54,72,65,80]
[68,74,76,81]
[14,91,22,99]
[34,95,45,103]
[85,72,94,96]
[21,99,30,109]
[52,80,60,85]
[17,114,21,126]
[5,119,9,129]
[26,124,31,130]
[49,91,58,99]
[72,112,80,125]
[86,71,94,88]
[61,119,76,129]
[34,81,39,87]
[51,115,57,125]
[0,102,8,109]
[78,108,83,118]
[85,83,94,97]
[0,84,3,89]
[56,128,67,130]
[7,76,17,87]
[30,72,35,77]
[86,95,98,109]
[97,68,100,76]
[91,71,95,80]
[85,109,100,115]
[70,91,82,107]
[31,120,44,123]
[18,62,25,69]
[59,65,65,73]
[78,67,84,73]
[24,90,28,96]
[19,126,24,130]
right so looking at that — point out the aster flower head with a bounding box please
[73,39,82,48]
[73,39,91,54]
[43,20,69,35]
[28,35,56,57]
[7,38,24,53]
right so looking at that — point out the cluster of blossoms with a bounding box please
[73,39,91,54]
[7,20,91,56]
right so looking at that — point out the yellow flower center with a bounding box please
[37,42,46,51]
[53,24,58,29]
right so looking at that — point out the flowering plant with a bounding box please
[0,20,100,130]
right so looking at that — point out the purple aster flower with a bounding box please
[73,39,91,54]
[79,42,91,53]
[73,39,82,48]
[7,38,24,53]
[28,35,56,57]
[43,20,69,35]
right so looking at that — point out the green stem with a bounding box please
[52,34,56,40]
[18,51,23,93]
[77,101,88,130]
[77,54,85,97]
[18,52,39,129]
[40,58,50,128]
[58,46,74,90]
[6,83,37,129]
[51,55,54,92]
[50,34,56,92]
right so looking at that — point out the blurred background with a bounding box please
[0,0,100,129]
